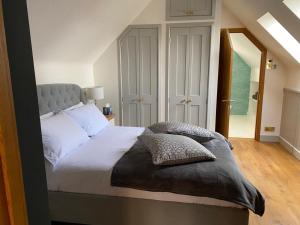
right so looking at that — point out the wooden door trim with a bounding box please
[227,28,267,141]
[0,1,29,224]
[216,29,234,138]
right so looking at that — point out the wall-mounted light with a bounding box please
[266,59,277,70]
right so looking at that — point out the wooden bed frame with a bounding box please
[37,84,250,225]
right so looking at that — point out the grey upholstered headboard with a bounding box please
[37,84,87,115]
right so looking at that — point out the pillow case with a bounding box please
[212,131,233,150]
[148,122,214,143]
[138,133,216,166]
[41,113,90,166]
[65,103,109,136]
[64,102,84,111]
[40,112,54,120]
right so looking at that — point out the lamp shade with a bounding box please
[87,86,104,100]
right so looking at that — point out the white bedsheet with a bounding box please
[45,125,241,208]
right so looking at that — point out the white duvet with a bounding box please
[45,125,241,208]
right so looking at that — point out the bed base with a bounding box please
[49,191,249,225]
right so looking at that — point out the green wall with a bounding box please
[231,52,251,115]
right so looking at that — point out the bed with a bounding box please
[37,84,262,225]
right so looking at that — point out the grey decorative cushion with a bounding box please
[138,133,216,166]
[148,122,214,143]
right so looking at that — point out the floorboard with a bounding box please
[230,138,300,225]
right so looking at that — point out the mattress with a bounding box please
[45,125,241,208]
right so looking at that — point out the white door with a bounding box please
[168,27,190,122]
[168,25,211,127]
[187,26,211,126]
[120,27,158,127]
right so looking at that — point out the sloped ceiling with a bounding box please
[223,0,300,68]
[230,33,261,68]
[27,0,152,63]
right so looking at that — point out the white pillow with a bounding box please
[65,103,109,136]
[64,102,84,111]
[41,113,90,166]
[40,112,54,120]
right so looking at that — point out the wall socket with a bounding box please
[265,127,275,132]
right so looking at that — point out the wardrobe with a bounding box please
[119,0,215,128]
[167,24,211,127]
[119,26,158,127]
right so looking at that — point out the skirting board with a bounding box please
[260,135,280,142]
[49,191,249,225]
[279,136,300,160]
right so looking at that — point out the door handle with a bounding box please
[186,96,192,103]
[180,99,186,104]
[221,99,236,103]
[184,10,194,15]
[134,97,144,102]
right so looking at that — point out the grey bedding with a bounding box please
[111,130,265,216]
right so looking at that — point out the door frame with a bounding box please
[118,24,161,125]
[0,1,29,224]
[223,28,267,141]
[165,22,213,127]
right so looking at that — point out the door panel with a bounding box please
[169,27,189,122]
[120,27,158,127]
[187,26,211,127]
[215,29,233,138]
[175,104,186,122]
[189,0,212,16]
[169,0,189,17]
[141,104,152,127]
[120,29,140,126]
[140,28,158,126]
[189,105,200,125]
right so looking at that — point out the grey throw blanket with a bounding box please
[111,130,265,216]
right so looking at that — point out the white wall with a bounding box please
[221,5,244,28]
[93,0,222,129]
[286,68,300,90]
[34,61,94,87]
[261,53,287,136]
[27,0,152,63]
[93,41,120,125]
[221,4,287,137]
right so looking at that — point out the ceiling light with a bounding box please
[258,12,300,63]
[283,0,300,19]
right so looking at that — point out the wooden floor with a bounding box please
[230,138,300,225]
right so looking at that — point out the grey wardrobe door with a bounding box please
[168,0,189,17]
[189,0,213,16]
[168,27,190,122]
[120,29,140,126]
[120,27,158,127]
[139,28,158,127]
[168,25,210,127]
[187,26,211,127]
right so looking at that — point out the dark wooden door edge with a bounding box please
[226,28,267,142]
[0,1,29,224]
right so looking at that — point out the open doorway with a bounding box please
[216,28,267,141]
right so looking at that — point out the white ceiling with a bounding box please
[230,33,261,68]
[223,0,300,68]
[27,0,152,63]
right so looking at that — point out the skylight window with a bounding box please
[257,12,300,63]
[283,0,300,19]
